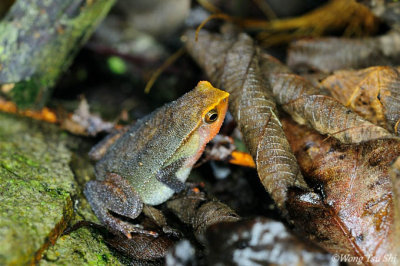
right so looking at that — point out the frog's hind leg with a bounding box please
[84,173,154,239]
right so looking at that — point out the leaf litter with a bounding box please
[185,27,400,264]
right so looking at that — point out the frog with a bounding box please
[84,81,229,238]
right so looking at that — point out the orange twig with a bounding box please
[0,98,58,123]
[229,151,256,168]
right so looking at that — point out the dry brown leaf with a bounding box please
[321,66,400,135]
[186,30,400,262]
[392,157,400,205]
[166,189,240,244]
[283,117,400,264]
[61,97,115,136]
[260,53,395,143]
[391,157,400,260]
[185,29,309,214]
[287,30,400,73]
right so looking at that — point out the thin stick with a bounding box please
[195,13,234,41]
[144,47,186,94]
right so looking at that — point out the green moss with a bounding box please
[39,153,128,265]
[40,201,127,266]
[0,113,77,265]
[8,78,49,109]
[41,229,123,266]
[0,113,127,265]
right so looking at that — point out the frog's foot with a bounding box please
[84,173,156,239]
[142,205,182,238]
[115,220,158,239]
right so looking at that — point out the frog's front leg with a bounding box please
[156,159,187,193]
[84,173,154,239]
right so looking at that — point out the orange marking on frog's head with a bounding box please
[183,81,229,167]
[196,81,229,131]
[197,81,229,143]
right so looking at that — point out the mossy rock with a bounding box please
[40,226,127,266]
[0,113,132,265]
[0,113,76,265]
[40,188,128,266]
[0,0,116,108]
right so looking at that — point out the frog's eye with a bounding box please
[204,109,218,123]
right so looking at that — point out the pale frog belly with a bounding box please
[133,166,191,205]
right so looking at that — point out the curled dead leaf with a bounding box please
[185,29,400,263]
[260,53,396,143]
[287,30,400,73]
[321,66,400,135]
[166,190,240,244]
[185,29,309,214]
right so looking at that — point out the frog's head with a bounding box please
[195,81,229,143]
[172,80,229,168]
[166,80,228,160]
